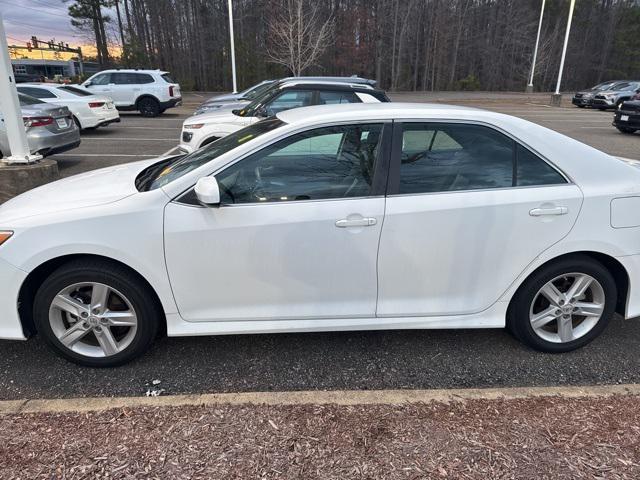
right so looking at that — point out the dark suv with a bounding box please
[613,98,640,134]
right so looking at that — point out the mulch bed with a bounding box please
[1,394,640,479]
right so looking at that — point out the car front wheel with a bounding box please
[33,260,160,367]
[507,256,616,353]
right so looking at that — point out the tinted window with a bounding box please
[216,123,384,204]
[112,73,154,84]
[59,85,92,96]
[90,73,111,85]
[398,123,514,194]
[161,73,175,83]
[18,93,45,106]
[265,90,313,115]
[516,144,566,186]
[17,86,57,99]
[318,91,361,104]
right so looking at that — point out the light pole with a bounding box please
[0,13,42,164]
[228,0,238,93]
[551,0,576,106]
[526,0,545,93]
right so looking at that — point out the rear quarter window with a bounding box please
[161,73,175,83]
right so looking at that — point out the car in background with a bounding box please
[0,93,80,158]
[180,80,389,152]
[572,80,624,108]
[16,84,120,131]
[613,99,640,134]
[81,69,181,117]
[591,81,640,110]
[193,76,377,116]
[3,103,640,366]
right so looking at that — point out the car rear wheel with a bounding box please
[507,256,616,353]
[138,97,161,117]
[33,260,160,367]
[617,127,637,134]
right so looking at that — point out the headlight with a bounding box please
[0,231,13,246]
[184,123,204,129]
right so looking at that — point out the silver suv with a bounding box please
[591,81,640,110]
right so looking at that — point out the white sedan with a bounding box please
[16,84,120,130]
[1,103,639,367]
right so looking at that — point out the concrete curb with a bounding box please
[2,384,640,415]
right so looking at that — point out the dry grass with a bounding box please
[1,394,640,479]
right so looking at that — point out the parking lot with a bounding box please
[50,91,639,181]
[1,91,639,401]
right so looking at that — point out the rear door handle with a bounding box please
[335,218,377,228]
[529,206,568,216]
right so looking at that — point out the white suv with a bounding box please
[82,69,181,117]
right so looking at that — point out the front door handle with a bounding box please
[529,206,568,216]
[335,217,377,228]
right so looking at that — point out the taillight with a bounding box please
[169,85,174,97]
[88,101,105,108]
[23,116,53,127]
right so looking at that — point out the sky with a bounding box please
[1,0,80,46]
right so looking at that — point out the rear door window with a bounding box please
[17,86,57,99]
[318,91,361,104]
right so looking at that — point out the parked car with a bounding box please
[571,80,624,108]
[81,69,181,117]
[2,103,640,366]
[180,80,389,153]
[590,81,640,110]
[194,76,377,116]
[16,83,120,131]
[613,99,640,134]
[0,93,80,158]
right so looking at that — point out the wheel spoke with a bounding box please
[95,327,119,356]
[52,294,88,318]
[557,317,574,342]
[90,284,111,312]
[573,301,604,318]
[102,310,137,327]
[59,322,90,348]
[530,306,559,329]
[540,282,564,307]
[566,274,593,300]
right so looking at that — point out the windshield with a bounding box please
[243,81,275,100]
[137,117,285,191]
[591,81,617,91]
[235,84,281,117]
[18,93,45,106]
[59,85,93,96]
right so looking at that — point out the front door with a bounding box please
[377,121,583,317]
[164,122,390,322]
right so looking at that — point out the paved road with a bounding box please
[2,91,639,400]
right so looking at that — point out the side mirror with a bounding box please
[195,177,220,206]
[256,106,268,117]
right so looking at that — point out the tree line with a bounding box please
[67,0,640,92]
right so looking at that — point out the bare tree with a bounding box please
[267,0,335,76]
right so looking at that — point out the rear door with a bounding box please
[376,121,583,318]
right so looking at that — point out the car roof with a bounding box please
[94,69,167,74]
[276,80,377,91]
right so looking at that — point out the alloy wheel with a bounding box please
[48,282,138,358]
[529,273,605,344]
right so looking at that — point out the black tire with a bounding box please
[33,260,161,367]
[598,107,606,111]
[577,104,585,108]
[137,97,161,117]
[617,126,637,134]
[507,255,617,353]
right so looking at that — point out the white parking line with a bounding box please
[161,146,180,156]
[110,126,179,130]
[51,153,158,157]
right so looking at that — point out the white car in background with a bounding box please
[82,69,182,117]
[16,84,120,131]
[179,80,389,153]
[1,103,640,367]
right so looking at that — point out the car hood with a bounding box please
[207,93,242,102]
[195,100,249,115]
[184,110,249,126]
[0,158,160,224]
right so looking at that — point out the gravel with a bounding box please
[2,395,640,479]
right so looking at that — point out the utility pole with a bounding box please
[0,13,42,164]
[228,0,238,93]
[526,0,545,93]
[551,0,576,106]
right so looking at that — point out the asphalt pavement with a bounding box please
[1,91,639,400]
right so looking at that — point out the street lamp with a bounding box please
[551,0,576,106]
[526,0,545,93]
[228,0,238,93]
